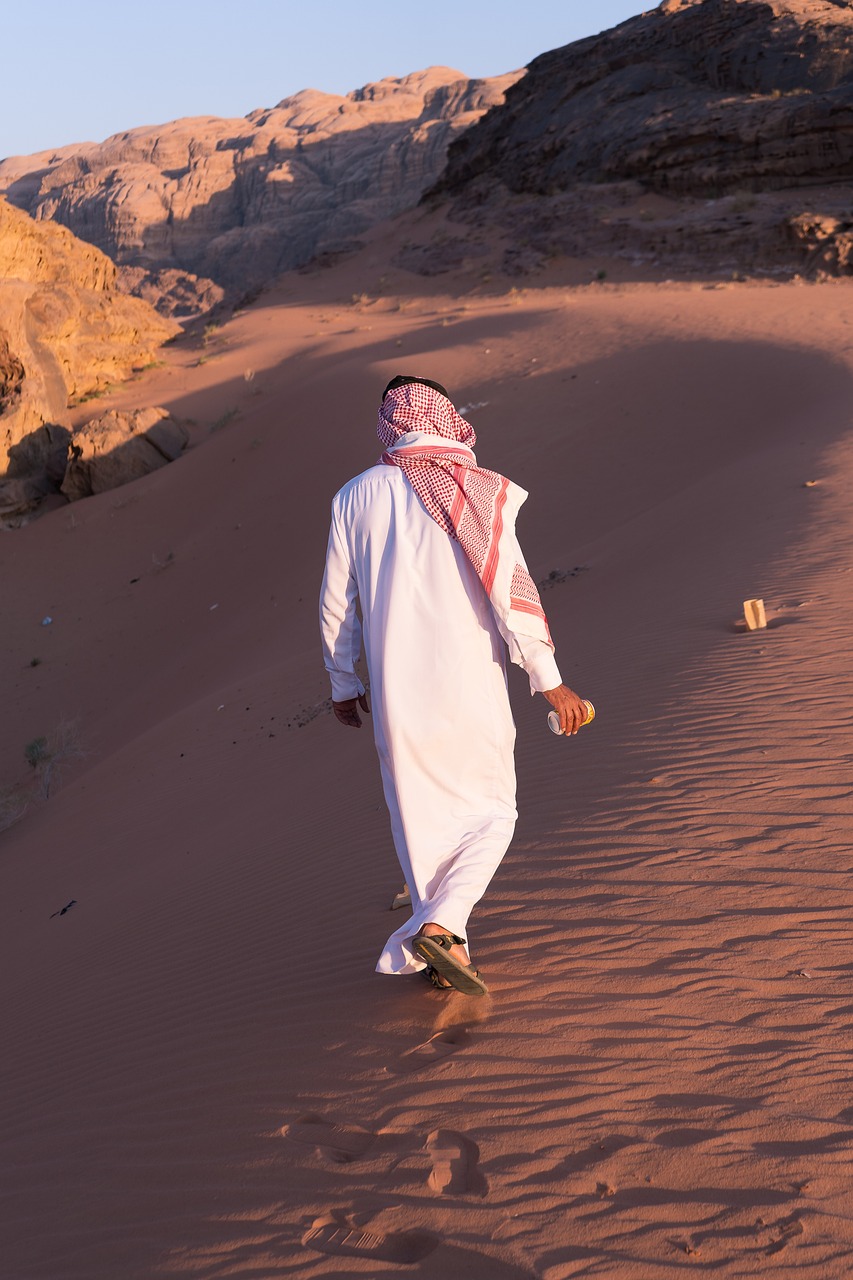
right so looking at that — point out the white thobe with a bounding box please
[320,463,562,974]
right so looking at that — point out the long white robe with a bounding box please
[320,463,561,974]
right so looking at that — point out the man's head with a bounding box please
[382,374,449,402]
[378,375,475,450]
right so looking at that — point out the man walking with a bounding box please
[320,376,586,994]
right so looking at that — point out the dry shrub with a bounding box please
[25,719,86,800]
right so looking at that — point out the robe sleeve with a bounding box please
[493,534,563,695]
[319,508,366,701]
[512,631,563,695]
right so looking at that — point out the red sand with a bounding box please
[2,242,853,1277]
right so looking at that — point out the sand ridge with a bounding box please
[1,241,853,1276]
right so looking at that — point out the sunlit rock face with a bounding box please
[0,199,178,524]
[0,67,521,317]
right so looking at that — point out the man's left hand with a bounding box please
[333,691,370,728]
[542,684,588,735]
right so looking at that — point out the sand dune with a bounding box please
[2,233,853,1277]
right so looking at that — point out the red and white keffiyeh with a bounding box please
[378,382,553,650]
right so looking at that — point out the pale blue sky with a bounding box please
[3,1,648,159]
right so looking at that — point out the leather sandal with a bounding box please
[413,931,488,996]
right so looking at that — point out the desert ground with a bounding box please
[2,216,853,1278]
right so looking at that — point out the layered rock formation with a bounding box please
[436,0,853,198]
[426,0,853,276]
[0,67,520,316]
[0,199,179,524]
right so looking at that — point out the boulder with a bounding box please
[6,423,72,483]
[0,472,61,525]
[787,211,853,272]
[60,408,188,501]
[117,266,226,319]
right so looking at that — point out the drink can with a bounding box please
[548,700,595,735]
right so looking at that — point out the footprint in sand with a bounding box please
[389,1026,471,1075]
[282,1113,375,1163]
[302,1212,439,1264]
[426,1128,488,1196]
[763,1212,804,1256]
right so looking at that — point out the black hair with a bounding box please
[382,374,449,401]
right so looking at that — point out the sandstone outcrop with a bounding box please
[425,0,853,277]
[435,0,853,198]
[0,198,179,524]
[0,198,178,442]
[60,408,188,502]
[0,67,520,317]
[0,407,189,526]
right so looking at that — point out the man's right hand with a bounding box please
[542,684,588,736]
[333,691,370,728]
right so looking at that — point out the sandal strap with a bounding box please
[423,965,452,989]
[430,932,465,951]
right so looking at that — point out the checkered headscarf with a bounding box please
[378,382,552,648]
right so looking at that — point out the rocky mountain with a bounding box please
[0,67,520,317]
[425,0,853,277]
[0,198,179,524]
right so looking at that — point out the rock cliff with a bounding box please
[0,198,179,524]
[436,0,853,199]
[425,0,853,277]
[0,67,520,316]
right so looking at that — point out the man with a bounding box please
[320,376,587,995]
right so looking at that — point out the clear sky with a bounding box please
[2,0,648,160]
